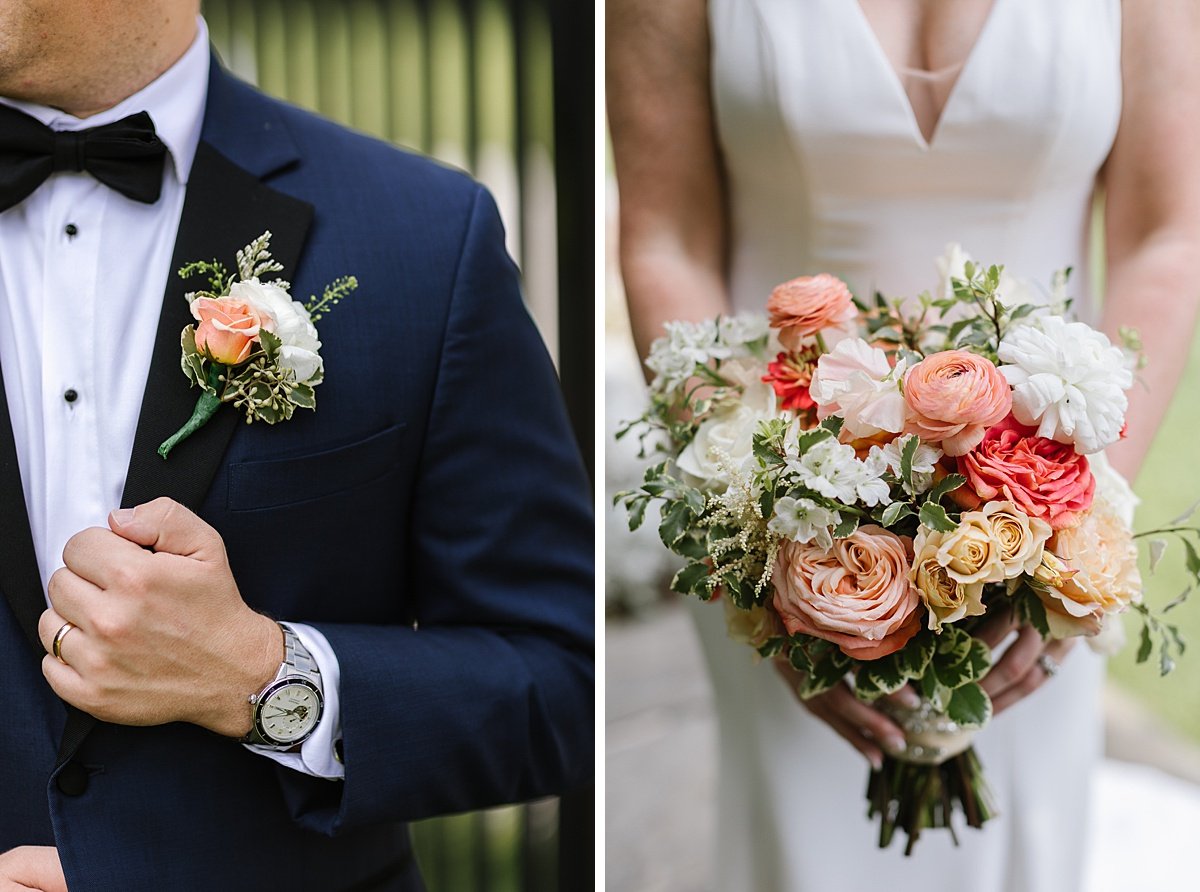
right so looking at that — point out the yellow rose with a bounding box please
[980,501,1051,578]
[910,550,985,632]
[1033,501,1141,639]
[927,513,1007,586]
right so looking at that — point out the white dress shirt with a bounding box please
[0,19,344,780]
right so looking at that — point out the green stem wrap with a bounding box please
[157,368,225,459]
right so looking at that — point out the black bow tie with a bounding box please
[0,103,168,212]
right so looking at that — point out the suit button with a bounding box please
[56,762,88,796]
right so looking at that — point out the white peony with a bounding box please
[767,496,841,550]
[998,317,1132,454]
[785,437,892,507]
[229,278,324,384]
[808,338,908,438]
[676,370,779,488]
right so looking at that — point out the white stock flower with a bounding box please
[786,438,892,507]
[876,435,943,495]
[676,376,778,488]
[767,496,841,550]
[645,314,770,394]
[229,278,324,383]
[998,317,1132,454]
[808,338,908,438]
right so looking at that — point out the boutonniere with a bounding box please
[157,231,358,459]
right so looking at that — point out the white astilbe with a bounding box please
[876,435,944,495]
[645,313,769,395]
[998,317,1132,454]
[767,496,841,551]
[785,438,892,508]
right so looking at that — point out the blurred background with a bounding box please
[605,166,1200,889]
[203,2,593,889]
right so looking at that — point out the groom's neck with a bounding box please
[0,0,199,118]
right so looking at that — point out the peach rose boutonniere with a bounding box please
[157,231,358,459]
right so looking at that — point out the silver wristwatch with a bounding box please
[243,622,324,749]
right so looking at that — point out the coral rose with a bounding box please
[190,296,264,365]
[772,525,922,660]
[954,416,1095,530]
[1033,500,1141,639]
[902,350,1013,455]
[766,273,856,350]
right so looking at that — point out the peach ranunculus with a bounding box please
[902,350,1013,456]
[953,416,1095,530]
[1032,499,1141,639]
[190,296,264,365]
[766,273,857,351]
[772,525,923,660]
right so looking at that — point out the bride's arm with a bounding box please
[608,0,908,768]
[607,0,729,362]
[1100,0,1200,482]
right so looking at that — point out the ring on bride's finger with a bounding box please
[52,621,76,665]
[1037,653,1060,678]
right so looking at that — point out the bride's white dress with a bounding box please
[694,0,1121,889]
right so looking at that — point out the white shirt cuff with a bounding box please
[241,621,345,780]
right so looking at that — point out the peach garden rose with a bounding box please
[902,350,1013,456]
[772,525,922,660]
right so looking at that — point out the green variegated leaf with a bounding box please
[880,501,914,527]
[683,487,706,515]
[833,515,860,539]
[1137,623,1153,664]
[794,427,834,455]
[674,533,709,560]
[900,630,936,677]
[862,656,907,698]
[946,682,992,728]
[820,416,845,438]
[658,500,692,548]
[671,561,710,596]
[926,474,968,506]
[290,383,316,410]
[919,502,958,533]
[626,497,648,532]
[900,435,920,488]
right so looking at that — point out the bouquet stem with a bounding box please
[867,747,996,855]
[158,390,223,459]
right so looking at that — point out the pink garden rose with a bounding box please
[808,338,907,438]
[190,296,264,366]
[903,350,1013,455]
[766,273,856,350]
[953,416,1095,530]
[772,525,923,660]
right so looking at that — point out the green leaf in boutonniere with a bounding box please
[157,230,358,459]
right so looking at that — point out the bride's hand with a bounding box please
[975,607,1075,715]
[772,658,917,769]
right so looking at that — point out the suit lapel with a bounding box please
[57,92,314,762]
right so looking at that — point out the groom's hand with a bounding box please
[0,846,67,892]
[38,498,282,738]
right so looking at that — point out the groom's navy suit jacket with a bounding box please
[0,60,593,890]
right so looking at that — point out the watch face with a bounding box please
[257,679,323,745]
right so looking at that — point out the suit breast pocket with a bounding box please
[226,421,408,512]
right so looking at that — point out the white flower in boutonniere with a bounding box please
[157,230,358,459]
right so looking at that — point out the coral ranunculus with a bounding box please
[772,525,922,660]
[902,350,1013,456]
[766,273,856,350]
[954,416,1095,530]
[762,350,817,411]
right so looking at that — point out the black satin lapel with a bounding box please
[57,140,313,764]
[0,364,50,656]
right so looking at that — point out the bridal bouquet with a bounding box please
[617,247,1199,853]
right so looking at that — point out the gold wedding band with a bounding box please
[52,621,76,665]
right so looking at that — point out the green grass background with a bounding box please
[1108,327,1200,741]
